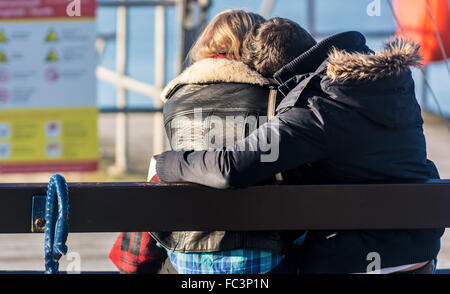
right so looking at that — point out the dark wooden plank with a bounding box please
[0,180,449,233]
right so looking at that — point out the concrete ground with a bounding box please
[0,113,449,272]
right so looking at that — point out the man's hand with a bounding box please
[147,154,160,182]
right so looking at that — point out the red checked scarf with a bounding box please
[109,176,166,274]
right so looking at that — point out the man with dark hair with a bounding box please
[241,17,317,77]
[153,20,443,273]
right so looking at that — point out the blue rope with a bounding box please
[44,174,69,274]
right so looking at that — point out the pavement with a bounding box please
[0,113,449,272]
[422,114,450,269]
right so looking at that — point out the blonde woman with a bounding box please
[110,10,298,274]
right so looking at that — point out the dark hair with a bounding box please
[241,17,317,77]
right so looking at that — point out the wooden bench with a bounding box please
[0,180,449,273]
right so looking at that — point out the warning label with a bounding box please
[0,0,98,173]
[0,51,7,63]
[45,49,59,62]
[0,31,7,43]
[45,29,59,42]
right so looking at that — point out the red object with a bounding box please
[212,54,236,60]
[45,67,60,82]
[109,231,166,274]
[149,173,159,182]
[394,0,450,64]
[109,175,166,274]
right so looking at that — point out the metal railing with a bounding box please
[96,0,187,175]
[95,0,212,174]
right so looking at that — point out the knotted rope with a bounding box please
[44,174,69,274]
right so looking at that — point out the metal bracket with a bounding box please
[31,195,46,233]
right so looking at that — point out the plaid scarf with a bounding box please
[109,231,166,274]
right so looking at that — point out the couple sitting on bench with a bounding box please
[109,10,443,274]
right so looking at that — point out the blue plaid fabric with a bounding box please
[164,248,285,274]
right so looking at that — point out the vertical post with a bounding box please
[111,0,129,175]
[176,0,187,74]
[307,0,316,37]
[153,1,166,156]
[177,0,210,72]
[259,0,275,18]
[199,1,209,32]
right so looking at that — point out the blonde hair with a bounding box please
[188,10,265,63]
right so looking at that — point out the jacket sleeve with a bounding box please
[156,106,329,189]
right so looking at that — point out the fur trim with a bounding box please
[160,58,270,102]
[326,38,422,82]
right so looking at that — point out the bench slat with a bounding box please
[0,180,449,233]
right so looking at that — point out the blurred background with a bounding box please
[0,0,449,272]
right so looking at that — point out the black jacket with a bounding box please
[152,58,293,254]
[156,32,444,273]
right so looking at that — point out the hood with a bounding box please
[323,37,423,128]
[274,31,423,129]
[326,38,422,82]
[274,31,371,84]
[160,58,271,102]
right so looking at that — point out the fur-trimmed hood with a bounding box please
[274,32,423,129]
[323,37,423,129]
[326,38,422,82]
[160,58,271,102]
